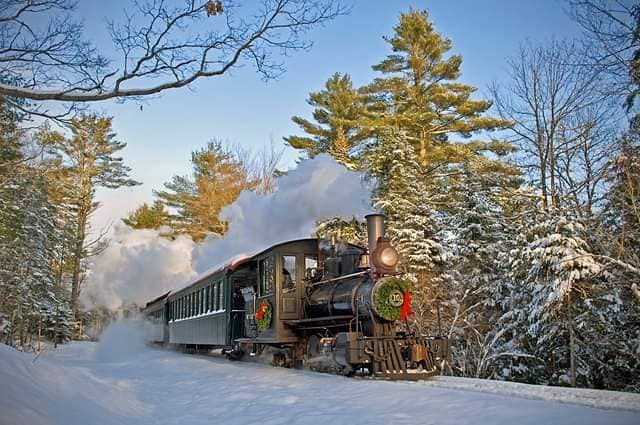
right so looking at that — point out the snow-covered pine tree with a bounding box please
[1,101,78,347]
[445,185,515,377]
[443,145,521,374]
[506,214,605,387]
[594,127,640,392]
[367,129,451,334]
[0,163,68,348]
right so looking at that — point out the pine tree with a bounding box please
[315,216,367,247]
[122,201,170,230]
[445,187,513,376]
[285,73,372,168]
[40,115,140,318]
[507,214,605,387]
[154,140,256,241]
[362,11,516,337]
[0,163,65,347]
[367,130,450,333]
[366,10,510,166]
[0,97,77,347]
[605,128,640,266]
[596,126,640,391]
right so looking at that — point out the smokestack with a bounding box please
[365,214,385,255]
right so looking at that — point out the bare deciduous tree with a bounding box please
[0,0,346,118]
[232,137,285,194]
[569,0,640,108]
[490,39,618,214]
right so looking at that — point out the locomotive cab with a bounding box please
[233,239,323,344]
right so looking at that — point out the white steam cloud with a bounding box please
[192,154,371,272]
[81,227,196,310]
[83,154,372,310]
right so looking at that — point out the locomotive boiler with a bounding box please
[142,214,448,379]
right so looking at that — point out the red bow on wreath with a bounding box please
[399,290,412,320]
[255,302,268,320]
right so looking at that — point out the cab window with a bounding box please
[305,255,318,280]
[282,255,296,289]
[259,256,274,296]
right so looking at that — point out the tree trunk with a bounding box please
[567,292,577,387]
[71,209,88,320]
[37,316,42,353]
[549,147,559,209]
[539,152,549,211]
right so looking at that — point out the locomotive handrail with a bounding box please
[307,270,369,287]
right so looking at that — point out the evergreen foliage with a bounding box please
[367,130,450,334]
[0,104,74,347]
[315,215,367,247]
[366,10,510,164]
[39,114,140,317]
[285,73,372,169]
[122,201,170,230]
[154,140,256,241]
[1,3,638,394]
[372,277,412,321]
[605,127,640,264]
[361,10,518,338]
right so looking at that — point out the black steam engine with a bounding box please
[142,214,447,379]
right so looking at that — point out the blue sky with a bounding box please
[84,0,583,230]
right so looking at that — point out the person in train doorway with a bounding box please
[231,287,245,340]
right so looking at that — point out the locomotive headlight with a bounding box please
[378,246,398,267]
[371,237,399,273]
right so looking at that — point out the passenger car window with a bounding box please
[282,255,296,289]
[205,286,210,312]
[200,288,205,314]
[218,281,224,310]
[259,256,274,295]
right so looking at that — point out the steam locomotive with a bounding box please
[142,214,448,379]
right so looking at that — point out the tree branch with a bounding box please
[0,0,347,114]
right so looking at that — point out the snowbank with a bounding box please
[0,343,151,425]
[422,376,640,413]
[1,335,639,425]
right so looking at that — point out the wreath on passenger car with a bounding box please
[255,300,272,332]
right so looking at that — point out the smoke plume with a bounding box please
[83,154,371,310]
[192,154,371,272]
[81,227,196,310]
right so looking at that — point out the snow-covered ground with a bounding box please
[2,321,639,425]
